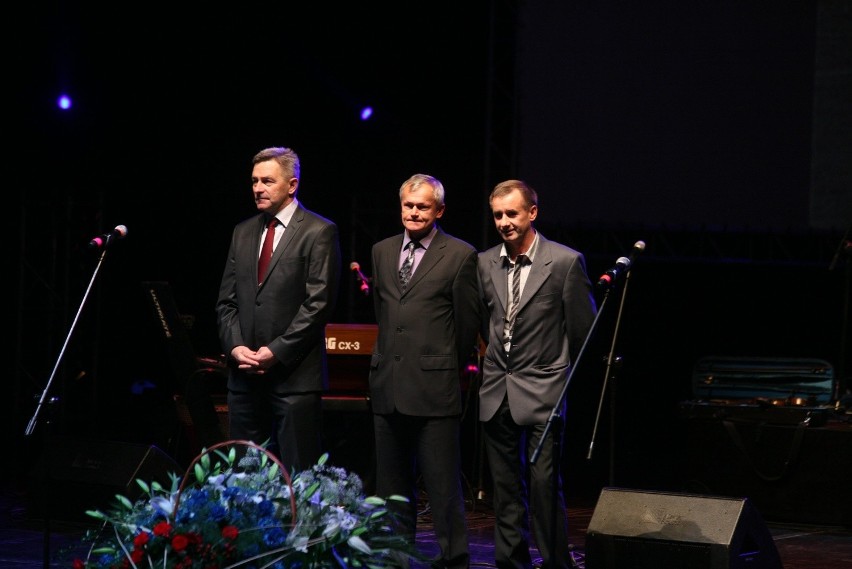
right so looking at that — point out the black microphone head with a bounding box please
[114,225,128,238]
[350,261,360,271]
[633,240,646,252]
[616,256,631,268]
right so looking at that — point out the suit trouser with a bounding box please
[483,395,572,569]
[227,389,322,474]
[374,412,470,569]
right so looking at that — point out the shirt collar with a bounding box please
[500,230,539,265]
[404,225,438,250]
[272,198,299,228]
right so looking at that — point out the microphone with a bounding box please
[88,225,128,249]
[597,256,631,288]
[597,240,645,288]
[350,261,370,295]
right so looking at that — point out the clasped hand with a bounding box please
[232,345,275,374]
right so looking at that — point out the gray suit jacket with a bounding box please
[478,233,597,425]
[368,227,480,416]
[216,204,341,393]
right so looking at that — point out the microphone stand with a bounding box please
[471,349,487,508]
[530,273,617,569]
[530,282,615,465]
[24,245,112,569]
[587,266,634,485]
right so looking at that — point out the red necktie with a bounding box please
[258,218,278,284]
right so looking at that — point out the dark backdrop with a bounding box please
[12,2,851,501]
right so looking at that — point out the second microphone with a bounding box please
[350,261,371,295]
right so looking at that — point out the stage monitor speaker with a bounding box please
[585,487,782,569]
[27,436,181,523]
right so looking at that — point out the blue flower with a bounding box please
[72,441,420,569]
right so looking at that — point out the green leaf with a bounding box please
[267,463,280,481]
[115,495,133,509]
[304,481,321,498]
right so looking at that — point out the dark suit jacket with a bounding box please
[369,227,480,416]
[216,203,341,393]
[478,233,597,425]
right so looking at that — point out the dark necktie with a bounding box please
[399,240,419,289]
[503,254,526,347]
[258,217,279,284]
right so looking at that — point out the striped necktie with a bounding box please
[503,254,526,347]
[399,240,419,289]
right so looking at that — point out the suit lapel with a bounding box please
[517,238,552,312]
[487,236,553,315]
[269,206,303,267]
[256,206,305,291]
[488,249,509,313]
[250,215,266,281]
[403,231,445,293]
[388,236,406,293]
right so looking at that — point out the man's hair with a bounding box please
[253,147,300,179]
[399,173,446,207]
[490,179,538,209]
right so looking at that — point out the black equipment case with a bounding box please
[678,356,836,427]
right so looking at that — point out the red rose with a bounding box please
[172,533,190,551]
[133,531,150,548]
[153,521,172,537]
[222,525,239,540]
[72,559,85,569]
[130,548,145,563]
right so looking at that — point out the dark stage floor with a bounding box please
[2,488,851,569]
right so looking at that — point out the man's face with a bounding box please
[400,182,444,239]
[490,188,537,248]
[252,160,297,214]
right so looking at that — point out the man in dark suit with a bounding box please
[478,180,597,569]
[216,146,341,474]
[369,173,480,569]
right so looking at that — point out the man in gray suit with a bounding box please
[478,180,597,569]
[216,146,341,474]
[369,173,480,569]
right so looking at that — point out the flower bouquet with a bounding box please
[71,440,420,568]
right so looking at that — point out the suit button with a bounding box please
[394,355,401,361]
[507,369,512,375]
